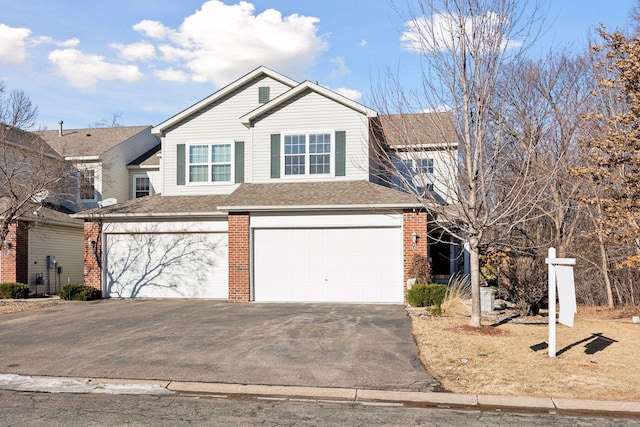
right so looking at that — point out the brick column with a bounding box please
[0,222,29,284]
[83,220,102,292]
[403,210,428,300]
[228,212,250,302]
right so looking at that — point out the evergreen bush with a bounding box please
[0,282,30,299]
[58,284,101,301]
[407,283,448,309]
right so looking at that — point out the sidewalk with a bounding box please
[2,374,639,419]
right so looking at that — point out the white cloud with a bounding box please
[133,0,328,87]
[358,39,368,47]
[401,12,522,53]
[110,41,156,61]
[331,87,362,102]
[48,49,143,89]
[133,20,173,40]
[57,38,80,48]
[155,67,189,82]
[0,24,31,64]
[327,57,350,80]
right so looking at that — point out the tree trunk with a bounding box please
[469,236,482,327]
[597,227,615,308]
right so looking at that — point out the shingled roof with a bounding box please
[35,126,155,158]
[218,181,421,211]
[72,194,230,218]
[377,112,457,148]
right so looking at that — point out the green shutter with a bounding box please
[177,144,186,185]
[270,134,280,178]
[235,141,244,183]
[259,87,270,103]
[335,131,346,177]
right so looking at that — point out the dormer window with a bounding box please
[258,87,270,104]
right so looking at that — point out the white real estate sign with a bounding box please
[545,247,577,358]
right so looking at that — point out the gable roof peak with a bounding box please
[151,66,298,135]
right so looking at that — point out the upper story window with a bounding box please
[283,132,332,177]
[419,158,434,174]
[80,169,96,200]
[188,143,232,184]
[133,175,152,198]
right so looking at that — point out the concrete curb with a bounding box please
[14,376,640,418]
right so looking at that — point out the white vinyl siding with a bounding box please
[28,224,84,294]
[101,128,159,204]
[161,76,293,196]
[251,91,370,183]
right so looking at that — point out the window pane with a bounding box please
[189,145,208,163]
[284,155,305,175]
[135,176,150,198]
[285,135,305,155]
[310,154,330,174]
[80,169,95,200]
[420,158,434,173]
[189,165,208,182]
[211,144,231,163]
[211,164,231,182]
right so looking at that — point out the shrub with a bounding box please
[407,283,448,309]
[497,256,546,316]
[59,284,101,301]
[0,282,30,299]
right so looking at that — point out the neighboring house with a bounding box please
[0,127,84,293]
[35,125,161,209]
[75,66,435,303]
[127,144,162,199]
[371,112,464,282]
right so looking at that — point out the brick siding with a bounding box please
[83,220,102,292]
[228,212,250,302]
[0,222,29,284]
[403,210,428,300]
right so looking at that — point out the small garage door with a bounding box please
[253,227,403,303]
[104,232,228,298]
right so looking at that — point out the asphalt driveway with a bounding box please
[0,300,437,391]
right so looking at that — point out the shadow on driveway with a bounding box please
[0,300,438,391]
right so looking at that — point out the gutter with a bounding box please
[217,203,423,212]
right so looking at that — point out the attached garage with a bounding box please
[102,220,228,299]
[251,213,404,303]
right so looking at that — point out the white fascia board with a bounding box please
[240,81,378,126]
[391,142,458,150]
[65,156,101,162]
[217,203,421,212]
[126,164,159,170]
[152,66,298,135]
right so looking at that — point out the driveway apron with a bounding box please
[0,300,437,391]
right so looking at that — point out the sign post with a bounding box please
[545,247,577,358]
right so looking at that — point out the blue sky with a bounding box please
[0,0,635,130]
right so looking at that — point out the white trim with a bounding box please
[218,203,421,212]
[131,173,154,199]
[280,130,335,179]
[185,141,234,185]
[250,213,403,228]
[152,66,298,135]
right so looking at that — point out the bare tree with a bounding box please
[372,0,546,326]
[0,83,39,130]
[94,112,124,128]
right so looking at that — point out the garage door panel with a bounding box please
[105,233,228,299]
[254,228,402,303]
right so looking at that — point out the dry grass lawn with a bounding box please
[412,303,640,401]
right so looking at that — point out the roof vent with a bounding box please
[58,120,63,137]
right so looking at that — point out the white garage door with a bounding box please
[253,227,403,303]
[104,232,228,299]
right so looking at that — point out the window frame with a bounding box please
[280,131,334,179]
[79,167,98,202]
[132,173,153,199]
[185,142,234,185]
